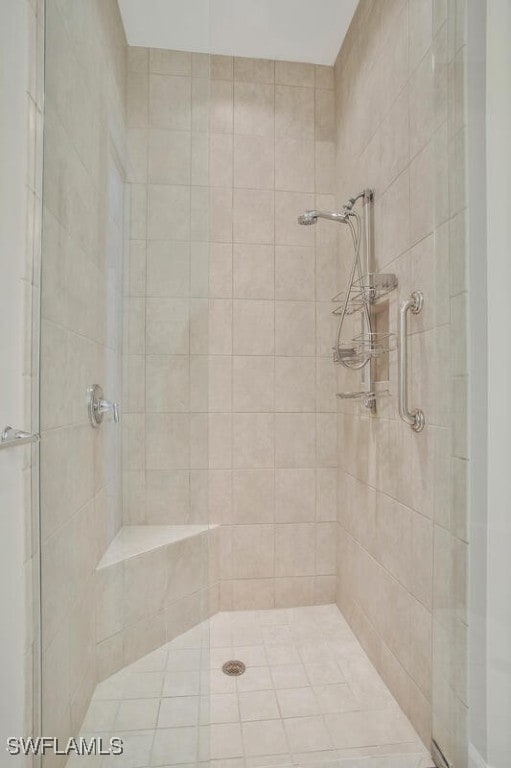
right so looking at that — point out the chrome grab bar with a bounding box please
[398,291,425,432]
[0,425,40,450]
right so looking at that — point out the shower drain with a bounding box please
[222,660,246,676]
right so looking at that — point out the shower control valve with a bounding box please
[88,384,120,427]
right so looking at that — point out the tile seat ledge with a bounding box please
[97,524,219,570]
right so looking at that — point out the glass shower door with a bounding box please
[39,1,213,764]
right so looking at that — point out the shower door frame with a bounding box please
[467,0,511,766]
[0,0,44,755]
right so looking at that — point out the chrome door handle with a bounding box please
[0,426,40,450]
[398,291,425,432]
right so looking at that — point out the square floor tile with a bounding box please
[271,663,309,689]
[163,671,201,697]
[209,693,240,724]
[116,699,160,731]
[123,672,164,699]
[298,642,330,665]
[324,710,418,750]
[210,669,237,695]
[313,684,359,714]
[235,666,273,692]
[283,715,333,753]
[265,645,301,665]
[276,687,320,718]
[210,723,244,760]
[304,660,345,686]
[231,644,267,667]
[151,727,198,766]
[263,626,294,645]
[239,690,280,721]
[210,628,233,648]
[209,647,235,669]
[232,627,263,646]
[158,697,200,728]
[242,719,288,757]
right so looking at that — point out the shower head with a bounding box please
[297,209,350,226]
[297,211,318,225]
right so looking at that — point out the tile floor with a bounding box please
[71,605,433,768]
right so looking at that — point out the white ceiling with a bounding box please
[118,0,359,66]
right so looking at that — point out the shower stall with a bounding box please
[27,0,473,766]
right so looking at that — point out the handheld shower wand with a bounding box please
[297,195,373,371]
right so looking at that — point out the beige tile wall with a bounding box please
[123,46,211,530]
[334,0,468,754]
[212,55,339,611]
[124,51,340,611]
[39,0,127,761]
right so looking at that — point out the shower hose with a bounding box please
[334,211,372,370]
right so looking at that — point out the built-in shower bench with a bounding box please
[97,524,215,568]
[94,524,219,682]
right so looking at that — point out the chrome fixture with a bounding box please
[299,190,383,412]
[398,292,425,432]
[87,384,120,428]
[297,191,367,228]
[298,209,351,225]
[336,391,376,410]
[308,192,373,371]
[0,425,40,450]
[298,189,400,414]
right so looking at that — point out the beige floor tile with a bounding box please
[283,715,333,752]
[235,666,273,692]
[271,663,309,689]
[210,722,244,759]
[276,687,320,718]
[209,693,240,724]
[242,719,288,756]
[158,697,199,728]
[313,683,360,714]
[116,699,160,731]
[239,689,280,721]
[79,606,429,767]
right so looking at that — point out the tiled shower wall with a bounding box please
[208,57,339,612]
[334,0,467,755]
[123,51,340,611]
[123,46,212,529]
[39,0,126,755]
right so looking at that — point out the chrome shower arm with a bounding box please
[298,209,351,225]
[312,210,351,223]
